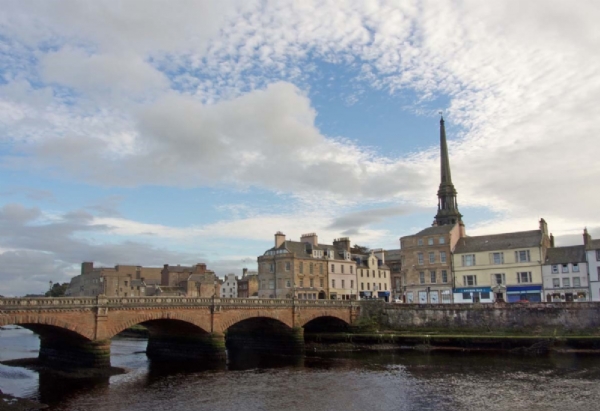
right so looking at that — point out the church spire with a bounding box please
[434,115,463,227]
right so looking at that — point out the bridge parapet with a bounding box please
[0,296,358,309]
[0,297,98,308]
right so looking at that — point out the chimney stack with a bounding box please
[275,231,286,248]
[539,218,548,235]
[584,228,592,248]
[333,237,351,252]
[301,233,318,247]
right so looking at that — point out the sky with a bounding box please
[1,0,599,296]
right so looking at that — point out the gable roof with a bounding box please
[414,224,456,237]
[267,240,350,261]
[545,246,586,264]
[454,230,542,254]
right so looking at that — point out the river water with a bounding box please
[1,327,600,411]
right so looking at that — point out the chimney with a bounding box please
[539,218,548,235]
[584,228,592,247]
[550,234,555,248]
[195,263,207,274]
[301,233,318,247]
[243,268,248,277]
[333,237,351,252]
[275,231,286,248]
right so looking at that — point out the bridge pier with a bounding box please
[39,335,111,369]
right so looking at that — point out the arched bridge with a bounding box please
[0,296,360,368]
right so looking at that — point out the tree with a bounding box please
[350,244,370,254]
[45,282,69,297]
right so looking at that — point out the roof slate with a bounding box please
[545,246,586,264]
[588,239,600,250]
[414,224,455,237]
[454,230,542,253]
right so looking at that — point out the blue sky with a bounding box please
[1,0,599,295]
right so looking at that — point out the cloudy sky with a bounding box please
[1,0,599,296]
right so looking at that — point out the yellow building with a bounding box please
[452,219,551,303]
[356,250,391,301]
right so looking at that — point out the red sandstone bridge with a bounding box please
[0,296,360,368]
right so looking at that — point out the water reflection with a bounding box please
[2,329,600,411]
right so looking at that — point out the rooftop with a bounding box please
[545,245,586,264]
[454,230,542,253]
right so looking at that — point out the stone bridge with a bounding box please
[0,296,360,368]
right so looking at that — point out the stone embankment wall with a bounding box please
[359,301,600,334]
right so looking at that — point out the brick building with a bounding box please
[237,268,259,298]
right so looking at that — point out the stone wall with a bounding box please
[360,301,600,334]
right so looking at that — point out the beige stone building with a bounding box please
[238,268,259,298]
[161,263,220,297]
[257,232,357,299]
[400,224,463,303]
[356,249,391,301]
[453,219,552,303]
[384,249,402,300]
[66,262,162,297]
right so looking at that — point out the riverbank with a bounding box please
[0,358,127,379]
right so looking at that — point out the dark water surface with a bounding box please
[1,327,600,411]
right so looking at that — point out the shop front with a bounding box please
[453,287,493,303]
[545,289,589,302]
[377,291,390,302]
[506,285,542,303]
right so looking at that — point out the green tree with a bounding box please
[350,244,370,254]
[45,282,69,297]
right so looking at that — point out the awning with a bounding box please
[454,287,491,293]
[378,291,390,296]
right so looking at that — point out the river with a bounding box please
[1,326,600,410]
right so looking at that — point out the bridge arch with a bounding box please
[105,311,212,339]
[219,310,293,332]
[298,310,351,329]
[0,314,94,340]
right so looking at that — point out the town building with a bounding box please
[584,229,600,301]
[66,262,162,297]
[542,244,588,302]
[384,249,402,301]
[356,249,391,301]
[161,263,220,297]
[452,219,552,303]
[237,268,259,298]
[257,232,357,300]
[399,116,465,304]
[221,273,238,298]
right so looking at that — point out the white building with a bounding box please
[584,229,600,301]
[221,273,238,298]
[542,245,588,302]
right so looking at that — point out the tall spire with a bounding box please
[434,115,463,227]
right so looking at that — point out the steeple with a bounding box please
[434,116,463,227]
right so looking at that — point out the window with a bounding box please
[367,283,370,290]
[428,238,434,245]
[285,262,291,271]
[462,254,475,266]
[299,279,304,287]
[331,264,335,273]
[493,273,505,285]
[439,237,445,244]
[350,266,353,274]
[310,263,313,274]
[463,275,477,286]
[419,272,425,284]
[517,272,532,283]
[418,239,423,245]
[430,271,436,283]
[597,250,600,261]
[515,250,531,263]
[309,279,314,287]
[572,263,580,273]
[462,292,471,300]
[332,279,336,288]
[429,252,435,263]
[361,283,364,290]
[418,253,424,265]
[562,278,570,287]
[552,278,560,287]
[124,281,128,286]
[551,265,559,274]
[383,272,386,278]
[441,270,448,283]
[361,270,363,277]
[341,280,345,288]
[268,280,275,289]
[261,280,266,289]
[351,280,354,289]
[341,265,345,274]
[561,264,569,273]
[299,262,303,274]
[285,279,291,288]
[573,277,581,287]
[378,270,381,278]
[491,252,504,265]
[440,251,447,263]
[366,270,369,277]
[270,263,274,272]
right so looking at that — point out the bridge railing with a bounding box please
[0,296,357,308]
[0,297,98,307]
